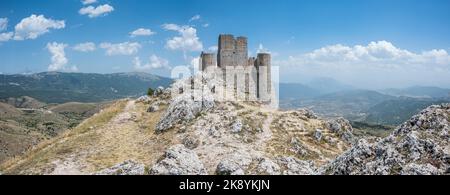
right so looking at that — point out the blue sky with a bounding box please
[1,0,450,88]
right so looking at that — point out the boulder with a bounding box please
[216,152,252,175]
[314,129,323,141]
[150,144,207,175]
[256,158,281,175]
[155,92,214,133]
[230,119,243,133]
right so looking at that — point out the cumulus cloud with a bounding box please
[133,55,170,71]
[47,42,68,71]
[73,42,96,52]
[100,42,141,56]
[130,28,156,37]
[0,18,8,31]
[81,0,97,5]
[13,14,65,40]
[276,41,450,88]
[189,15,201,22]
[162,23,203,52]
[79,4,114,18]
[0,32,13,42]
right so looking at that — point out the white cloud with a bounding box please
[82,0,97,5]
[0,18,8,31]
[14,14,65,40]
[276,40,450,88]
[0,32,13,42]
[79,4,114,18]
[73,42,96,52]
[47,42,68,71]
[208,46,218,52]
[130,28,156,37]
[189,15,201,22]
[100,42,141,56]
[202,23,209,28]
[162,23,203,52]
[133,55,170,71]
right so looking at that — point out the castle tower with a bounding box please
[200,34,272,102]
[235,36,248,67]
[200,52,216,72]
[256,53,271,100]
[217,34,235,68]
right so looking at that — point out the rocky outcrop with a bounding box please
[326,117,355,143]
[277,156,318,175]
[95,160,146,175]
[321,104,450,175]
[136,95,152,104]
[215,152,253,175]
[150,144,207,175]
[256,158,281,175]
[155,76,215,133]
[147,101,161,112]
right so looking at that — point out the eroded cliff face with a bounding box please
[1,74,448,175]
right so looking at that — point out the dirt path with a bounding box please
[48,100,156,174]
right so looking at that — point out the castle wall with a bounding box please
[256,53,271,100]
[200,52,216,71]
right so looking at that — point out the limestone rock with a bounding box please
[401,163,440,175]
[290,137,308,156]
[296,109,318,119]
[153,86,165,97]
[256,158,281,175]
[216,152,253,175]
[95,160,145,175]
[314,129,323,141]
[182,135,200,149]
[326,117,355,143]
[136,95,151,104]
[155,78,215,133]
[277,156,318,175]
[147,101,161,113]
[150,144,207,175]
[321,104,450,175]
[230,119,243,133]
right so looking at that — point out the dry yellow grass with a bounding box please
[0,100,128,174]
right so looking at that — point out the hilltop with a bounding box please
[1,75,447,175]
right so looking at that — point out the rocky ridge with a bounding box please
[1,74,448,175]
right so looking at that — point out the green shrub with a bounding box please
[147,88,154,96]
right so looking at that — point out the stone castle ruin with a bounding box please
[199,34,273,102]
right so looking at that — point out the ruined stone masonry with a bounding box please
[199,34,272,102]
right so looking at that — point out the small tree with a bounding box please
[147,87,154,96]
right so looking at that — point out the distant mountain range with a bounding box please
[279,78,450,125]
[279,78,354,100]
[380,86,450,98]
[0,72,173,103]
